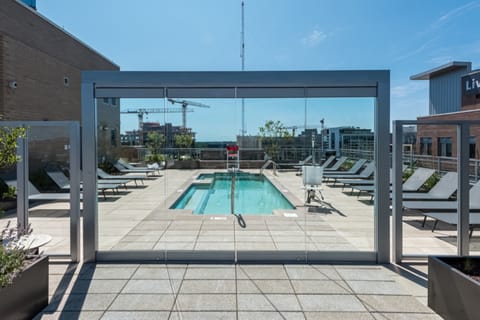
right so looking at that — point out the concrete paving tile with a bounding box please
[335,268,394,281]
[109,294,175,311]
[153,242,196,250]
[304,312,374,319]
[194,242,235,250]
[78,266,137,280]
[266,294,302,311]
[132,266,186,279]
[284,265,332,280]
[169,312,236,319]
[101,311,170,320]
[184,267,236,279]
[357,295,433,313]
[371,312,442,319]
[45,293,117,312]
[175,294,236,311]
[237,311,305,320]
[112,242,156,250]
[291,280,351,294]
[346,280,409,295]
[237,280,294,294]
[122,279,180,294]
[68,279,128,294]
[179,279,236,294]
[236,294,275,311]
[33,311,104,320]
[297,294,366,312]
[237,265,289,279]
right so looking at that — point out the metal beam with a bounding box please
[457,124,470,255]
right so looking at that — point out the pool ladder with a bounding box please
[260,159,278,176]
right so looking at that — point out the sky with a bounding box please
[36,0,480,141]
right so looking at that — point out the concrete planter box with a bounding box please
[428,256,480,320]
[0,255,49,320]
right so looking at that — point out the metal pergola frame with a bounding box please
[1,121,81,262]
[81,70,390,263]
[392,120,480,262]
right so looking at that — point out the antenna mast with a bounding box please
[240,1,245,138]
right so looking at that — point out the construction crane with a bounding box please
[286,119,325,136]
[120,107,192,144]
[167,99,210,131]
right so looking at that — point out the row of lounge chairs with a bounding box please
[318,156,480,237]
[2,159,161,203]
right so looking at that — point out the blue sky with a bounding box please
[37,0,480,141]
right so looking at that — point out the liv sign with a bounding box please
[463,74,480,95]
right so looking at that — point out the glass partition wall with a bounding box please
[0,121,80,261]
[83,70,390,263]
[392,120,480,262]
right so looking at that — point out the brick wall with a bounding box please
[0,0,120,164]
[417,110,480,158]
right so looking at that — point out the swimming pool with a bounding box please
[171,172,295,215]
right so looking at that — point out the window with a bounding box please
[111,98,117,106]
[470,136,476,159]
[438,137,452,157]
[103,98,109,104]
[111,129,117,147]
[420,137,432,155]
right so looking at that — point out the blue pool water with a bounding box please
[172,173,294,215]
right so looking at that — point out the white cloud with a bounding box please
[435,1,480,27]
[427,55,454,66]
[302,29,327,47]
[392,82,426,98]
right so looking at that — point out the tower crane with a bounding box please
[167,99,210,131]
[120,107,192,144]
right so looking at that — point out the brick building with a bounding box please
[412,62,480,158]
[0,0,120,166]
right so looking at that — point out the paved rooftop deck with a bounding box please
[2,168,468,318]
[35,262,440,319]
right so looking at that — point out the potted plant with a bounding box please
[0,222,49,320]
[0,126,49,319]
[428,256,480,320]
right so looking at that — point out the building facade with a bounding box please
[413,63,480,159]
[0,0,120,166]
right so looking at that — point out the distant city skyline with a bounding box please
[37,0,480,139]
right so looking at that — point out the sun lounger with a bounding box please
[352,167,436,197]
[114,162,156,176]
[391,172,457,200]
[421,212,480,237]
[325,161,375,185]
[403,180,480,211]
[321,155,336,168]
[323,158,368,177]
[117,159,161,175]
[323,156,347,171]
[98,168,145,186]
[5,180,83,202]
[46,169,121,199]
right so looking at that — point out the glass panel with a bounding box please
[0,125,74,256]
[402,124,458,256]
[305,98,375,254]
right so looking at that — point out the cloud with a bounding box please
[394,36,439,62]
[392,82,426,98]
[427,55,454,65]
[302,29,327,47]
[434,1,480,28]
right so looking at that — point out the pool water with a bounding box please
[172,173,294,215]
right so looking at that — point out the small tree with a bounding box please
[145,132,165,162]
[258,120,291,160]
[0,127,26,201]
[175,134,193,148]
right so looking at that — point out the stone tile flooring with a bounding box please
[34,263,441,319]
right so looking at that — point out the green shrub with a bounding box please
[421,172,441,192]
[402,167,415,182]
[0,246,25,287]
[340,160,355,171]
